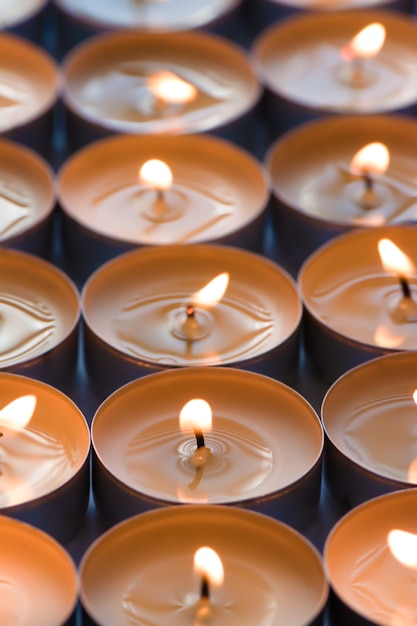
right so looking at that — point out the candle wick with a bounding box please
[187,465,203,490]
[155,188,164,203]
[399,275,412,299]
[186,305,195,318]
[201,575,210,600]
[363,172,373,193]
[194,428,205,449]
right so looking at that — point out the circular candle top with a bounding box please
[0,372,90,509]
[266,114,417,227]
[82,244,301,368]
[0,0,46,28]
[0,138,54,243]
[92,367,323,504]
[323,352,417,486]
[58,134,269,246]
[54,0,240,31]
[62,31,260,136]
[299,225,417,351]
[325,489,417,625]
[252,11,417,114]
[261,0,401,10]
[0,249,79,369]
[0,516,77,626]
[0,34,59,133]
[80,505,328,626]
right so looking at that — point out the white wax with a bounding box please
[266,115,417,227]
[0,516,77,626]
[253,11,417,114]
[0,138,54,242]
[62,31,260,135]
[325,490,417,625]
[82,245,301,366]
[0,34,59,133]
[0,250,79,368]
[58,134,268,245]
[54,0,240,30]
[0,0,45,28]
[0,372,89,509]
[93,367,323,503]
[299,225,417,350]
[81,506,328,626]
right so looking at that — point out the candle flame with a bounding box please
[192,273,229,309]
[373,323,406,348]
[138,159,173,191]
[342,23,386,61]
[148,70,197,105]
[193,547,224,586]
[378,239,415,277]
[179,399,212,434]
[0,395,36,431]
[350,142,390,177]
[388,530,417,569]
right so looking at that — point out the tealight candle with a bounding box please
[53,0,243,55]
[325,489,417,626]
[57,133,269,283]
[0,516,78,626]
[299,225,417,382]
[61,30,261,151]
[80,505,329,626]
[82,244,302,394]
[0,137,55,257]
[0,0,48,40]
[266,114,417,274]
[322,351,417,509]
[252,11,417,136]
[0,33,60,156]
[0,249,80,389]
[92,367,323,528]
[0,372,90,542]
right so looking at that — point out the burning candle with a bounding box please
[0,372,90,541]
[80,505,329,626]
[61,30,261,150]
[299,225,417,382]
[0,33,59,156]
[0,137,55,257]
[252,11,417,135]
[322,351,417,509]
[0,249,80,388]
[325,489,417,625]
[57,133,269,282]
[266,114,417,274]
[92,367,323,528]
[0,516,78,626]
[82,244,301,394]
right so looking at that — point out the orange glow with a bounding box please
[388,529,417,569]
[378,239,415,277]
[342,23,386,61]
[0,395,36,431]
[192,273,229,309]
[179,399,212,434]
[148,70,197,104]
[193,547,224,586]
[373,324,406,348]
[350,142,390,177]
[138,159,173,191]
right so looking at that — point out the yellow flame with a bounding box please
[378,239,415,277]
[350,142,390,177]
[348,23,386,60]
[0,395,36,430]
[148,70,198,105]
[138,159,173,191]
[388,529,417,569]
[179,399,212,434]
[192,273,229,309]
[193,547,224,586]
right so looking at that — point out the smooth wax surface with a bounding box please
[0,0,46,28]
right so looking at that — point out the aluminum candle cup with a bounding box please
[53,0,243,55]
[80,505,329,626]
[322,352,417,510]
[324,489,417,626]
[61,30,261,151]
[298,225,417,383]
[92,367,323,528]
[82,244,302,395]
[0,373,90,542]
[0,138,55,257]
[252,11,417,136]
[0,249,80,389]
[266,114,417,274]
[0,33,60,156]
[57,133,270,283]
[0,0,48,40]
[0,516,78,626]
